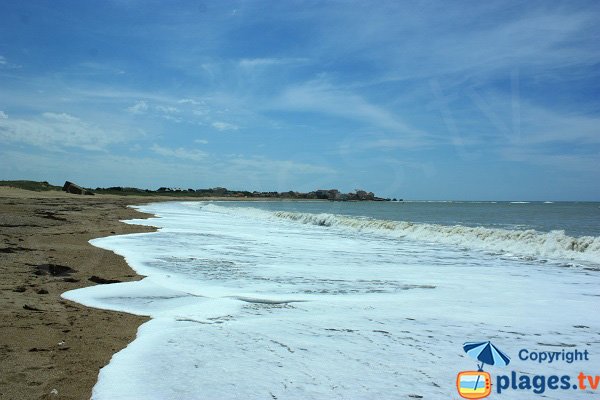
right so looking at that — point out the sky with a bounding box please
[1,1,599,200]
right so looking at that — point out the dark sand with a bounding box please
[0,188,181,399]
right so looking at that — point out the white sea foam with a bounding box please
[63,201,600,400]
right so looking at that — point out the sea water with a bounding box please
[63,201,600,399]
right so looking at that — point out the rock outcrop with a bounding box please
[62,181,94,195]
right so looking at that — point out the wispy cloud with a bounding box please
[239,58,282,68]
[0,54,21,70]
[430,79,600,168]
[178,98,202,105]
[456,85,600,146]
[127,100,149,114]
[499,147,600,172]
[155,105,180,114]
[212,121,239,131]
[77,62,126,75]
[515,106,600,146]
[42,112,79,122]
[276,80,430,147]
[0,111,7,119]
[309,4,599,84]
[150,144,207,161]
[238,57,308,69]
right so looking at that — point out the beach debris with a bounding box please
[12,286,27,293]
[29,347,50,352]
[23,304,43,311]
[36,288,49,294]
[88,275,121,284]
[50,388,58,396]
[34,263,76,276]
[57,340,70,351]
[62,180,94,195]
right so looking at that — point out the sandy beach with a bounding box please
[0,187,316,399]
[0,187,172,400]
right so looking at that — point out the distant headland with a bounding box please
[0,180,398,201]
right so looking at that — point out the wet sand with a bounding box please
[0,188,183,399]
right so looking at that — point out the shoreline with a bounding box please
[0,188,191,400]
[3,188,598,398]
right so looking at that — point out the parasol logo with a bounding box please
[456,341,510,399]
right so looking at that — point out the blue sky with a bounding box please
[1,1,599,200]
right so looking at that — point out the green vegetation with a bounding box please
[0,180,391,201]
[0,180,62,192]
[93,187,390,201]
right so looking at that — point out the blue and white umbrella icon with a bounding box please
[463,341,511,371]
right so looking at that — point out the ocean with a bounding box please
[64,201,600,399]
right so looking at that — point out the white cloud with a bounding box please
[239,58,278,68]
[178,98,202,105]
[0,111,7,119]
[155,105,180,114]
[0,112,133,151]
[0,55,21,70]
[77,62,126,75]
[152,105,183,122]
[125,99,206,123]
[150,144,207,161]
[163,115,183,123]
[194,139,209,144]
[238,58,307,68]
[127,100,149,114]
[42,112,79,122]
[276,80,431,147]
[281,83,393,130]
[212,121,239,131]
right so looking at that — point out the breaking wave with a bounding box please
[200,204,600,266]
